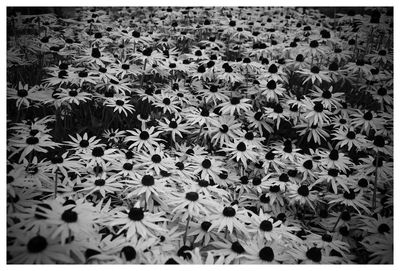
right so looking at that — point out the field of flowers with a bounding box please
[6,6,393,264]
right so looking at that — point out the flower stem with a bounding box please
[54,170,58,199]
[183,215,191,245]
[372,152,380,210]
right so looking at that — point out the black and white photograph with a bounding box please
[5,2,396,266]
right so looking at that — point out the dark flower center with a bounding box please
[175,162,184,170]
[260,193,270,203]
[254,112,263,121]
[329,150,339,161]
[311,66,320,74]
[329,62,339,71]
[303,160,313,170]
[202,159,211,169]
[378,50,387,56]
[61,209,78,223]
[268,64,278,73]
[91,48,101,58]
[92,147,104,157]
[186,192,199,201]
[296,54,304,62]
[306,247,322,262]
[223,206,236,217]
[128,208,144,221]
[17,88,28,97]
[198,179,209,187]
[363,111,373,120]
[201,221,212,231]
[274,104,283,113]
[94,179,105,186]
[68,90,78,97]
[322,90,332,99]
[279,173,289,182]
[322,233,333,242]
[231,241,245,254]
[210,85,218,93]
[51,155,64,164]
[123,163,133,171]
[141,175,155,186]
[26,136,39,145]
[122,64,130,70]
[99,67,107,73]
[373,135,385,147]
[162,98,171,105]
[219,124,229,133]
[121,246,136,261]
[259,246,274,262]
[151,154,162,163]
[27,235,48,253]
[139,131,150,140]
[343,189,356,200]
[328,168,339,177]
[267,80,277,90]
[236,142,247,152]
[78,70,88,77]
[116,99,125,106]
[132,31,141,38]
[345,131,357,140]
[356,59,365,66]
[378,223,390,234]
[260,220,273,231]
[252,177,261,186]
[240,176,249,185]
[270,185,280,193]
[297,185,309,197]
[245,132,254,140]
[265,150,275,160]
[200,108,209,117]
[230,97,241,105]
[58,70,68,78]
[358,178,368,187]
[310,40,319,48]
[197,65,206,73]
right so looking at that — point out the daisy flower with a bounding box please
[326,189,371,214]
[287,183,319,211]
[310,85,344,111]
[219,96,253,116]
[7,230,73,264]
[103,94,135,117]
[223,140,258,168]
[208,204,250,236]
[108,204,167,239]
[79,173,123,198]
[187,220,219,247]
[125,126,164,152]
[302,97,332,126]
[44,197,98,244]
[136,146,174,175]
[124,173,169,208]
[170,189,218,221]
[64,133,104,154]
[332,128,367,151]
[79,146,121,168]
[157,116,191,143]
[208,115,243,147]
[192,155,224,182]
[243,238,295,264]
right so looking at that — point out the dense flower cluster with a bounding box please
[7,6,393,264]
